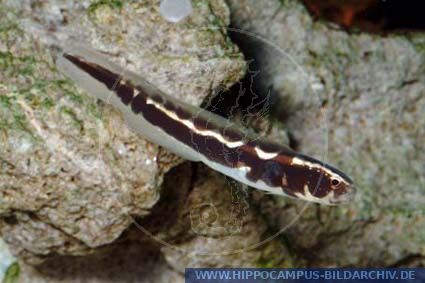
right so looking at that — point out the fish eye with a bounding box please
[331,178,341,187]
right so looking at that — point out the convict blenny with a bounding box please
[57,44,356,205]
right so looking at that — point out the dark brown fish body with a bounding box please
[58,45,356,205]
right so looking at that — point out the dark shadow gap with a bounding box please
[302,0,425,32]
[202,28,283,125]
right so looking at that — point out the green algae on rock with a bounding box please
[0,0,246,266]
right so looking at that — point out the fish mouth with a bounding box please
[333,185,357,204]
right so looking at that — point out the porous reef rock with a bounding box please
[1,0,423,282]
[145,164,289,270]
[0,0,255,268]
[11,164,290,283]
[227,0,425,267]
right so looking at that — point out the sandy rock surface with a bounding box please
[152,164,290,270]
[0,0,245,267]
[227,0,425,267]
[0,0,424,281]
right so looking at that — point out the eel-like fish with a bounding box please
[56,44,356,205]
